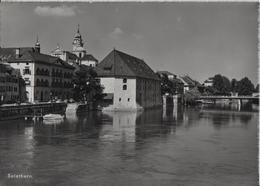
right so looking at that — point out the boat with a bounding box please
[43,114,64,122]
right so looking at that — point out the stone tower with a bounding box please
[72,24,86,59]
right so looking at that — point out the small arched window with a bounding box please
[123,85,127,90]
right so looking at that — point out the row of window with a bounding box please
[51,81,73,88]
[23,67,73,79]
[119,97,131,102]
[36,68,49,76]
[36,79,49,87]
[0,86,18,92]
[0,76,18,83]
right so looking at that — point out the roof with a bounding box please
[95,49,160,80]
[81,54,98,62]
[179,75,201,86]
[65,51,79,60]
[204,79,213,83]
[0,47,35,61]
[7,50,74,69]
[157,71,176,76]
[171,78,184,84]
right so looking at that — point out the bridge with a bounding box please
[198,95,259,104]
[199,95,259,100]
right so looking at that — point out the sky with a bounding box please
[0,2,258,84]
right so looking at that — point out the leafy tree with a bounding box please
[72,66,104,103]
[231,78,238,92]
[212,74,231,95]
[156,73,184,95]
[184,87,201,105]
[236,77,255,96]
[157,73,175,95]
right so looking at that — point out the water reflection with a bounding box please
[0,103,258,186]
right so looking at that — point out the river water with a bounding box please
[0,103,258,186]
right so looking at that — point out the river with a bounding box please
[0,103,258,186]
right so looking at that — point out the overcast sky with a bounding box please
[0,2,258,84]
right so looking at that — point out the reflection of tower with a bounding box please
[72,24,86,59]
[101,111,142,142]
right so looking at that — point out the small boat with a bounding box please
[43,114,64,121]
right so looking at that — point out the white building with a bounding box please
[0,40,74,103]
[95,49,162,111]
[203,77,214,87]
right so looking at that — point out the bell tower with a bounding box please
[72,24,86,59]
[35,35,40,53]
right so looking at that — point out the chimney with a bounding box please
[15,48,20,58]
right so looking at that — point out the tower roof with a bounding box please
[35,35,40,47]
[74,24,82,38]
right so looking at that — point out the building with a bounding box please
[95,49,162,110]
[0,62,25,104]
[0,40,75,103]
[51,44,79,66]
[157,71,177,80]
[157,71,184,95]
[179,75,201,93]
[203,77,214,87]
[51,24,98,67]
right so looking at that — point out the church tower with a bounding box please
[72,24,86,59]
[35,35,40,53]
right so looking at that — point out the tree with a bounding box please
[231,78,238,92]
[72,66,104,103]
[184,87,201,105]
[212,74,231,95]
[236,77,255,96]
[157,73,175,95]
[255,84,259,92]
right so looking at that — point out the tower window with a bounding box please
[123,85,127,90]
[123,78,127,83]
[119,98,121,102]
[128,98,130,102]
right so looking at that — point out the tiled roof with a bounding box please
[0,47,35,61]
[180,75,201,86]
[157,71,176,76]
[95,49,159,80]
[65,51,79,60]
[81,54,98,62]
[8,50,74,69]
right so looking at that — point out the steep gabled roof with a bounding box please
[96,49,159,80]
[180,75,201,87]
[81,54,98,62]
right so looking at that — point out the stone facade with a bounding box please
[1,43,74,103]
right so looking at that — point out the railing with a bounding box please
[0,102,67,121]
[199,95,259,100]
